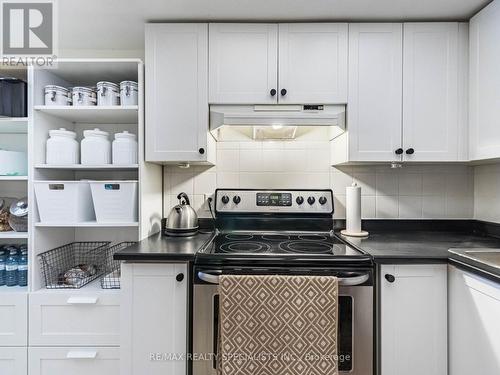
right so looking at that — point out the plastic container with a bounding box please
[6,247,18,287]
[0,249,6,286]
[44,85,71,106]
[81,128,111,165]
[46,128,79,165]
[89,181,138,223]
[119,81,138,106]
[0,150,27,176]
[17,250,27,287]
[112,131,138,165]
[72,86,97,106]
[97,81,120,106]
[34,181,96,223]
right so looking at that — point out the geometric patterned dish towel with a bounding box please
[218,275,338,375]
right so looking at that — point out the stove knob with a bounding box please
[221,195,230,204]
[307,196,316,205]
[233,195,241,204]
[319,196,327,205]
[296,196,304,205]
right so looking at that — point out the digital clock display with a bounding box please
[256,192,292,206]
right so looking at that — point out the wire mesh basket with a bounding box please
[38,242,110,289]
[101,241,137,289]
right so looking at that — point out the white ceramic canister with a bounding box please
[119,81,138,106]
[72,86,97,106]
[81,128,111,165]
[44,85,71,106]
[46,128,79,165]
[96,81,120,106]
[112,131,138,165]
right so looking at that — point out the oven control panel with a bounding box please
[216,189,333,214]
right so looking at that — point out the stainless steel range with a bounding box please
[193,189,373,375]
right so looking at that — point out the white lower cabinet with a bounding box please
[449,265,500,375]
[0,347,27,375]
[28,347,119,375]
[121,263,188,375]
[29,292,120,346]
[380,264,447,375]
[0,292,28,346]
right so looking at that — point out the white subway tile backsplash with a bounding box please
[163,141,475,220]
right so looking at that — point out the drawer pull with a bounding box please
[66,351,98,359]
[66,296,98,304]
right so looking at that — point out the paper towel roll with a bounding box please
[346,183,362,233]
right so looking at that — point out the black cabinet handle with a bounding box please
[406,148,415,155]
[198,148,205,155]
[281,88,287,96]
[395,148,404,155]
[385,274,395,283]
[270,89,277,96]
[176,273,184,282]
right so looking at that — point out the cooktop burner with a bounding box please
[201,232,362,256]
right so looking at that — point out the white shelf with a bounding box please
[0,117,28,133]
[0,285,28,293]
[35,221,139,228]
[35,164,138,171]
[34,105,139,124]
[0,231,28,239]
[0,176,28,181]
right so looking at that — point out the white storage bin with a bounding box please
[34,181,95,223]
[0,150,27,176]
[89,181,137,223]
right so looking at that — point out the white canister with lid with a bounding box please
[46,128,79,165]
[119,81,138,106]
[44,85,71,106]
[112,131,138,165]
[81,128,111,165]
[72,87,97,106]
[97,81,120,106]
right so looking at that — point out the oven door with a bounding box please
[192,269,373,375]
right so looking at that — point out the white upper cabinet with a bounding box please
[346,23,403,162]
[145,24,214,163]
[469,0,500,161]
[278,23,348,104]
[209,23,278,104]
[402,23,468,161]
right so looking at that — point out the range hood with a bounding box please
[209,104,345,141]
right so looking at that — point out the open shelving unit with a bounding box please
[28,59,163,294]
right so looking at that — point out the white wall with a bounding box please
[164,140,474,219]
[474,163,500,223]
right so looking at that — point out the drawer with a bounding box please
[29,347,119,375]
[0,347,27,375]
[0,292,28,346]
[29,292,120,346]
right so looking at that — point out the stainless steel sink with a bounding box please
[449,248,500,270]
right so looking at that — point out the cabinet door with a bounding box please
[347,23,403,162]
[0,292,27,346]
[121,263,188,375]
[380,264,447,375]
[209,23,278,104]
[449,265,500,375]
[402,23,461,161]
[145,24,209,162]
[469,1,500,160]
[278,23,348,104]
[29,347,119,375]
[0,347,27,375]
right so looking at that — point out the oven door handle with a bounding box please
[197,271,370,286]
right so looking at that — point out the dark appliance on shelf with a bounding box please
[193,189,374,375]
[0,77,27,117]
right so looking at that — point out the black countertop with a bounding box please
[114,231,213,262]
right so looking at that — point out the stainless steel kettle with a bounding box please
[165,192,199,236]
